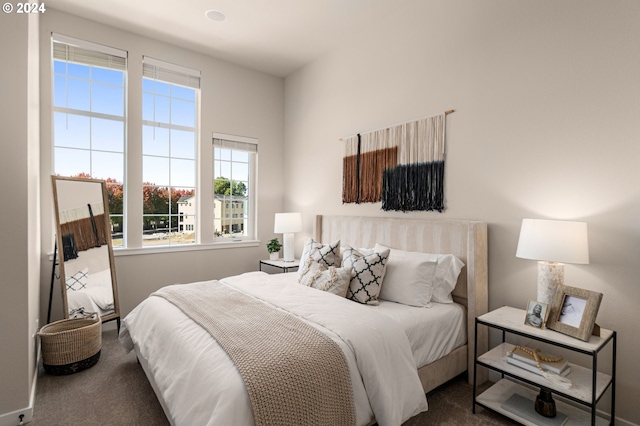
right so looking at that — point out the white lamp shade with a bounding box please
[274,212,302,233]
[516,218,589,264]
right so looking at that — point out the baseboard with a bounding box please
[0,408,31,426]
[0,368,36,426]
[0,346,40,426]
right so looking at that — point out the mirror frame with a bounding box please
[51,175,120,325]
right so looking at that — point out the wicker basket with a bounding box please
[38,317,102,375]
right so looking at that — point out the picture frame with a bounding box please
[523,299,548,329]
[546,285,603,341]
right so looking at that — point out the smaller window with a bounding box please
[213,135,257,240]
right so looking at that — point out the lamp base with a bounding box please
[282,233,295,262]
[537,261,564,305]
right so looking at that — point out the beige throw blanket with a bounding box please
[152,281,356,426]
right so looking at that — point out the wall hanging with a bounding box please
[342,110,453,212]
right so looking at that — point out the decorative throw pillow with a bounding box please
[342,246,390,305]
[375,245,438,307]
[66,268,89,291]
[298,260,352,298]
[297,239,341,278]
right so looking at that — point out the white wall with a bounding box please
[284,0,640,423]
[0,11,40,425]
[39,9,285,320]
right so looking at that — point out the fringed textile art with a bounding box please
[59,203,108,252]
[342,112,448,212]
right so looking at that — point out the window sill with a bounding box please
[113,240,260,257]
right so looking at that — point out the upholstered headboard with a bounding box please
[314,215,489,384]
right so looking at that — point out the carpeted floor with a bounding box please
[32,329,515,425]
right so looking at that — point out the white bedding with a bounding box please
[66,267,115,317]
[267,273,466,369]
[376,299,466,368]
[120,271,431,426]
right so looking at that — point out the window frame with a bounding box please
[212,133,258,242]
[49,36,261,256]
[51,33,127,247]
[141,56,200,247]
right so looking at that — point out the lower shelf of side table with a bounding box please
[476,379,609,426]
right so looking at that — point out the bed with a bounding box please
[119,215,488,426]
[63,246,116,317]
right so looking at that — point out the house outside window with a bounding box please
[213,135,257,240]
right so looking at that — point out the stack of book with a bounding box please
[506,348,570,377]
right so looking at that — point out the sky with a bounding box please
[53,59,198,190]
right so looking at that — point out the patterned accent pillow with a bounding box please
[66,268,89,291]
[297,239,341,279]
[298,260,352,298]
[342,246,390,305]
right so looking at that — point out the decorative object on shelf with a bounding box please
[534,388,557,418]
[500,393,568,425]
[523,299,549,329]
[507,345,572,389]
[341,110,454,212]
[546,284,603,341]
[274,212,302,262]
[516,218,589,305]
[266,238,282,260]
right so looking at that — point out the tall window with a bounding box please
[52,34,126,246]
[142,57,200,246]
[213,136,257,240]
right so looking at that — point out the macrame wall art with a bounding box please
[342,110,453,212]
[59,203,108,255]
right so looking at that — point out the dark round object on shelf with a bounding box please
[534,388,557,418]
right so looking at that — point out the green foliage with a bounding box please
[266,238,282,253]
[214,176,247,196]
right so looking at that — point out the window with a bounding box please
[142,57,200,246]
[51,34,126,246]
[213,136,257,240]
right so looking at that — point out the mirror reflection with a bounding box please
[52,176,120,328]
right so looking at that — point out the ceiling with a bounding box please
[45,0,415,77]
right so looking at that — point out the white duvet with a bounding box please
[119,271,428,426]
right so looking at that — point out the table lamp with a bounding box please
[516,218,589,305]
[274,212,302,262]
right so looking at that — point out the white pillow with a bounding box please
[342,246,390,305]
[297,239,341,278]
[86,268,112,289]
[65,268,89,291]
[375,245,438,307]
[431,254,464,303]
[84,287,114,310]
[375,244,464,304]
[298,260,352,298]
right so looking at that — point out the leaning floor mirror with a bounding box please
[51,176,120,329]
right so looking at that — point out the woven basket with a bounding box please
[38,317,102,375]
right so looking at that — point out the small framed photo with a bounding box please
[547,285,603,341]
[523,300,548,329]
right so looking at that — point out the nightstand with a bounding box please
[259,259,300,273]
[473,306,616,425]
